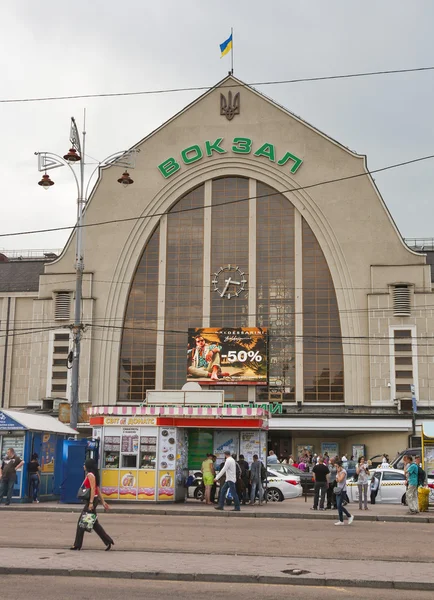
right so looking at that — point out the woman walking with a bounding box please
[356,456,370,510]
[334,462,354,526]
[71,459,114,551]
[28,453,40,503]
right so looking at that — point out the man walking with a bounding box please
[214,451,240,512]
[0,448,24,506]
[404,454,419,514]
[249,454,264,505]
[237,454,250,505]
[311,456,329,510]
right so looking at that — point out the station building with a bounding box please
[1,75,434,461]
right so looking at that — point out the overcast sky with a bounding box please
[1,0,434,252]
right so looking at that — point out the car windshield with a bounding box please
[271,464,303,476]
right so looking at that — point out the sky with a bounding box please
[1,0,434,252]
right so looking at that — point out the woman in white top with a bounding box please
[356,456,370,510]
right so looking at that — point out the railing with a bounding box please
[0,248,62,259]
[404,239,434,251]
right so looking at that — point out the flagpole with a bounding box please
[231,27,234,75]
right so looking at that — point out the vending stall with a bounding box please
[422,422,434,479]
[0,409,76,503]
[88,404,268,503]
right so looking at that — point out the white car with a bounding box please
[347,468,434,505]
[265,468,303,502]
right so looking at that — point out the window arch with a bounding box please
[118,176,344,403]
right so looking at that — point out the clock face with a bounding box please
[212,265,247,299]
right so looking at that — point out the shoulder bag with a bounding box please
[77,480,91,502]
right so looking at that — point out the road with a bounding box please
[1,511,433,562]
[3,577,434,600]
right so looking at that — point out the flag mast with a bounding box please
[230,27,234,75]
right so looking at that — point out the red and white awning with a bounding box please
[87,405,268,418]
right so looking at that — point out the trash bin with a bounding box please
[418,487,429,512]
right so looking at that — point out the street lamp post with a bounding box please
[36,114,138,430]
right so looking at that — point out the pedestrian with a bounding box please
[403,454,419,514]
[311,456,329,511]
[237,454,250,505]
[415,456,427,487]
[201,453,215,505]
[210,455,218,503]
[28,453,41,504]
[370,474,379,504]
[326,457,337,510]
[323,452,330,466]
[288,454,294,466]
[249,454,264,506]
[379,454,390,469]
[267,450,279,465]
[298,459,307,472]
[356,456,370,510]
[341,454,348,469]
[0,448,24,506]
[214,451,241,512]
[312,453,318,466]
[334,461,354,526]
[71,459,114,551]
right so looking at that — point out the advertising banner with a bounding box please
[187,327,267,385]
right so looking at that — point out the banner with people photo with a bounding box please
[187,327,268,385]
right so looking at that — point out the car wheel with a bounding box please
[194,487,204,501]
[401,493,407,506]
[266,488,284,502]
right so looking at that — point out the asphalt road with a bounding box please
[3,577,434,600]
[1,511,433,563]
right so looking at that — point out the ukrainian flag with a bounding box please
[220,34,233,58]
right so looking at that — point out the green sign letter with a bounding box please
[181,145,203,165]
[232,137,252,154]
[254,142,276,162]
[205,138,227,156]
[277,152,303,173]
[158,157,180,179]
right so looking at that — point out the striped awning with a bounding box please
[87,405,268,418]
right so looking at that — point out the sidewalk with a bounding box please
[0,547,432,591]
[5,496,434,523]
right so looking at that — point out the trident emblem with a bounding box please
[220,91,240,121]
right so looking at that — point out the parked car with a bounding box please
[269,463,315,492]
[347,467,434,505]
[265,468,303,502]
[368,448,421,470]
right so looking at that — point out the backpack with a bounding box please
[417,466,426,487]
[260,462,267,481]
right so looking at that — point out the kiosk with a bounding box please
[89,403,268,503]
[0,409,76,502]
[422,422,434,479]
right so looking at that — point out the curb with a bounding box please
[0,566,432,591]
[2,505,432,523]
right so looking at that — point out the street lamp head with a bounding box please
[63,148,81,163]
[38,173,55,189]
[117,171,134,187]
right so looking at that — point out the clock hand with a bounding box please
[230,281,240,285]
[220,277,232,297]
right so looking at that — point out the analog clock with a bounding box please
[212,265,247,299]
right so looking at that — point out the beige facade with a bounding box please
[1,75,433,456]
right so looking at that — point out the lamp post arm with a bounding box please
[84,150,139,201]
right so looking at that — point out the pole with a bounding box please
[230,27,234,75]
[70,111,86,430]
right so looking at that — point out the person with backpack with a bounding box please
[249,454,264,506]
[237,454,250,505]
[415,456,427,487]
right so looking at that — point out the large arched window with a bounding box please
[118,177,344,403]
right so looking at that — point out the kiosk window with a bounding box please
[103,436,120,468]
[140,435,157,469]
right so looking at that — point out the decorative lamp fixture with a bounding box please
[63,148,81,162]
[117,171,134,187]
[38,173,55,189]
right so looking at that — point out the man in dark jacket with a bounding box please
[0,448,24,505]
[238,454,250,504]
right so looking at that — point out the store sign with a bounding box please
[0,411,25,431]
[158,138,303,179]
[188,327,267,385]
[104,416,157,426]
